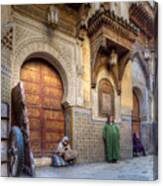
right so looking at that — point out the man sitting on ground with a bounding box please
[54,136,78,165]
[133,133,146,157]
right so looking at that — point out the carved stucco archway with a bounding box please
[132,55,149,121]
[11,39,75,106]
[92,46,121,95]
[21,52,68,106]
[131,55,152,153]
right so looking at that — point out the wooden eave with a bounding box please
[12,4,78,37]
[129,2,154,38]
[88,9,137,48]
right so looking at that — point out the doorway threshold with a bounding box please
[35,157,52,167]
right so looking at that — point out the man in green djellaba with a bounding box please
[103,114,120,163]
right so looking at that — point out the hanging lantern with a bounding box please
[48,5,59,29]
[109,49,118,65]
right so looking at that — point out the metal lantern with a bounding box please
[48,5,59,28]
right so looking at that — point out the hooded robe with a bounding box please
[55,136,78,162]
[103,123,120,161]
[133,133,146,156]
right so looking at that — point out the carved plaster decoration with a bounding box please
[15,24,41,45]
[77,22,87,41]
[77,4,91,41]
[1,26,13,51]
[76,64,84,77]
[79,3,91,23]
[132,51,150,89]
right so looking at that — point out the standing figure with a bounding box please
[103,115,120,163]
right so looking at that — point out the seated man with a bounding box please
[54,136,78,165]
[133,133,146,157]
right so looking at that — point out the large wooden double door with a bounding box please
[20,58,65,157]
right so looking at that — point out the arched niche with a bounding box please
[92,47,120,95]
[91,66,119,121]
[132,56,150,122]
[98,78,115,117]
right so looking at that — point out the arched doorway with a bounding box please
[20,58,65,157]
[132,90,141,136]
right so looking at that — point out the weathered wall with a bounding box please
[120,61,133,159]
[82,36,91,108]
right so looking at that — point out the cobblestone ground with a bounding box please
[29,155,157,181]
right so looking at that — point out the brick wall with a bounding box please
[72,106,134,163]
[72,107,105,163]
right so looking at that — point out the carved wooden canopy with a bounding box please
[129,2,155,38]
[88,8,138,49]
[86,7,137,94]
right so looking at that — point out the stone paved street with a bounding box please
[30,155,157,181]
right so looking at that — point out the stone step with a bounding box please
[34,157,52,167]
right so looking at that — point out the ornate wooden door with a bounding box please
[20,58,65,157]
[132,91,140,136]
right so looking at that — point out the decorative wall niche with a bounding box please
[98,79,114,117]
